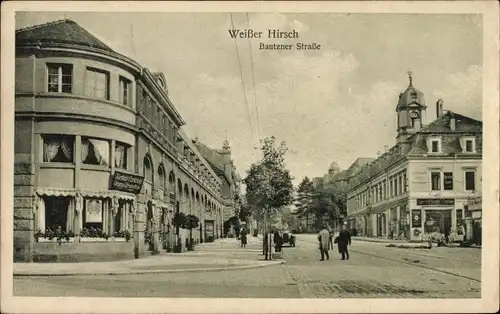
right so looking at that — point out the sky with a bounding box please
[16,12,483,185]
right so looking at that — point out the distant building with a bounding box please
[192,139,242,234]
[346,75,482,241]
[14,19,229,262]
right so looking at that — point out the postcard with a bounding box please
[1,1,499,313]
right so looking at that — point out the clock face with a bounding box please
[409,111,419,119]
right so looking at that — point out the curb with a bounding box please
[13,260,286,277]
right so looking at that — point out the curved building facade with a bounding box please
[14,20,227,262]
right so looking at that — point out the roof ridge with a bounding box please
[16,19,72,34]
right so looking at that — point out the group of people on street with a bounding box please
[318,224,352,261]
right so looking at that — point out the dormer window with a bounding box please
[426,136,442,154]
[460,136,476,153]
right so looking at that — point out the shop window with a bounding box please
[465,171,476,191]
[82,198,104,231]
[42,134,74,163]
[431,171,441,191]
[119,76,132,106]
[47,63,72,93]
[43,196,70,232]
[85,67,110,100]
[113,204,126,234]
[443,172,453,190]
[82,137,110,166]
[114,142,129,170]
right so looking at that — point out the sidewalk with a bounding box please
[14,236,284,277]
[297,234,480,249]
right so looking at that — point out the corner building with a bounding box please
[14,20,227,262]
[346,76,482,241]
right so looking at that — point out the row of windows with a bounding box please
[430,170,476,191]
[47,63,133,107]
[42,134,129,170]
[138,86,177,145]
[427,137,476,154]
[355,170,408,209]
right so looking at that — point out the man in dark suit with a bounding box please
[337,225,352,260]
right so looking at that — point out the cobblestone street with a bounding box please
[14,235,481,298]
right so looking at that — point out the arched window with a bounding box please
[168,172,175,193]
[143,155,153,182]
[158,165,166,190]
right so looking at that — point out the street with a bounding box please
[13,235,481,298]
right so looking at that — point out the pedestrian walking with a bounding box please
[328,226,334,250]
[273,229,283,252]
[318,225,330,261]
[240,228,248,248]
[337,225,352,260]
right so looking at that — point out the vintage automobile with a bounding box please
[281,229,296,247]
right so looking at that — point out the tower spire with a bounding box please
[407,70,413,87]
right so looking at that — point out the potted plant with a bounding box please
[34,229,44,242]
[172,212,186,253]
[185,214,199,251]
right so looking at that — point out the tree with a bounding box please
[244,136,294,233]
[185,214,200,250]
[238,196,252,223]
[310,181,335,230]
[294,177,314,231]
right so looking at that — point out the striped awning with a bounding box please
[36,188,136,200]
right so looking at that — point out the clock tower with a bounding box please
[396,71,427,143]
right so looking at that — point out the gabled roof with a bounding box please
[418,111,482,134]
[16,19,114,53]
[407,111,482,155]
[348,111,483,191]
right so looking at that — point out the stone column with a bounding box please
[74,193,83,242]
[133,199,145,259]
[151,203,160,253]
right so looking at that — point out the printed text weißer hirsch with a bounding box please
[228,29,321,50]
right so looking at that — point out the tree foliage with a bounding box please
[238,196,252,222]
[294,173,348,230]
[244,136,294,223]
[185,214,200,230]
[294,177,314,219]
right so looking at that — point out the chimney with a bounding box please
[449,111,456,131]
[436,99,444,118]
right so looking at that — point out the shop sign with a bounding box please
[86,199,102,223]
[468,197,482,211]
[416,198,454,206]
[472,211,482,219]
[110,171,145,194]
[411,209,422,228]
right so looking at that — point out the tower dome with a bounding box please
[395,71,426,111]
[395,71,428,143]
[222,139,231,151]
[328,161,340,174]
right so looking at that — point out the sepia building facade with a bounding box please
[346,76,482,242]
[14,20,229,262]
[193,139,243,234]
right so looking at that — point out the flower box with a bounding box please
[112,237,127,242]
[38,237,75,243]
[80,237,110,243]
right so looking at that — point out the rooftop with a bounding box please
[16,19,115,53]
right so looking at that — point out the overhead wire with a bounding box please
[245,13,262,143]
[229,12,257,162]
